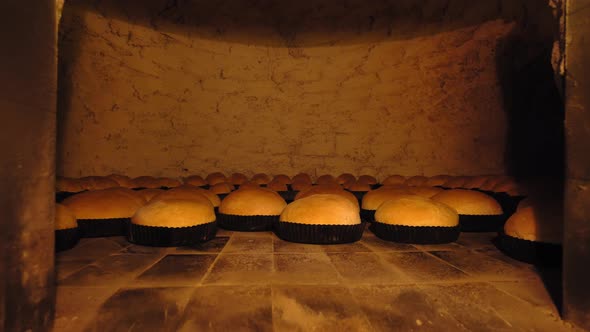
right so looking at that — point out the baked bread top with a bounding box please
[206,172,227,185]
[229,173,249,185]
[357,175,377,185]
[404,176,428,187]
[132,199,215,227]
[381,175,406,186]
[251,173,271,185]
[184,175,207,187]
[55,203,78,230]
[361,187,413,210]
[150,187,214,208]
[295,185,359,209]
[280,194,361,225]
[62,188,146,219]
[432,189,502,215]
[504,205,562,244]
[375,195,459,227]
[219,187,287,216]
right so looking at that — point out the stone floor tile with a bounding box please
[59,253,163,286]
[320,242,372,253]
[455,232,497,249]
[173,236,230,254]
[231,231,274,238]
[273,237,325,253]
[419,283,516,332]
[430,250,539,281]
[203,254,273,284]
[359,236,419,252]
[52,226,572,331]
[491,280,560,316]
[56,237,129,261]
[327,253,408,284]
[380,251,468,282]
[107,236,132,247]
[136,254,217,286]
[53,286,117,332]
[272,285,372,332]
[223,235,273,254]
[56,259,94,281]
[82,287,193,332]
[119,244,170,255]
[474,246,538,269]
[422,283,575,332]
[177,285,272,332]
[273,253,339,284]
[412,242,464,251]
[350,285,467,332]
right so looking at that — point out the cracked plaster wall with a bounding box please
[57,0,555,179]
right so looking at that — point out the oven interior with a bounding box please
[2,0,590,331]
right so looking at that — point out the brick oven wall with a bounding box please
[57,0,557,179]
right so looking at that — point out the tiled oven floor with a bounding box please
[54,229,582,332]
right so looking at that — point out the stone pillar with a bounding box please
[564,0,590,330]
[0,1,58,331]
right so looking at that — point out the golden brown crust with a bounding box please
[408,186,444,198]
[137,188,165,202]
[193,188,221,207]
[280,194,361,225]
[219,187,287,216]
[229,173,248,185]
[361,187,413,210]
[132,176,161,189]
[462,176,490,189]
[381,184,410,190]
[252,173,271,185]
[404,176,428,187]
[381,175,406,186]
[106,174,135,188]
[479,178,500,191]
[341,179,355,189]
[432,189,502,215]
[238,181,261,190]
[375,196,459,227]
[79,176,120,191]
[177,185,221,207]
[62,188,145,219]
[184,175,207,187]
[336,173,356,185]
[347,181,372,192]
[132,199,215,227]
[295,185,359,209]
[56,177,85,192]
[477,175,513,191]
[151,187,216,207]
[55,203,78,230]
[504,206,562,243]
[358,175,377,185]
[210,182,234,194]
[272,174,292,184]
[316,174,338,185]
[425,175,451,187]
[291,181,313,192]
[441,176,469,189]
[157,177,182,188]
[267,181,288,192]
[492,180,528,196]
[292,173,313,184]
[206,172,227,185]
